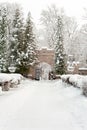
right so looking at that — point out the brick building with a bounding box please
[29,47,55,80]
[37,47,55,68]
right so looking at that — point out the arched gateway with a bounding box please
[39,62,52,80]
[29,47,55,80]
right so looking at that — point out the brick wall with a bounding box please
[29,48,55,79]
[37,48,55,68]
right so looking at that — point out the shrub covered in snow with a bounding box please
[61,74,87,97]
[0,73,23,91]
[81,76,87,96]
[69,75,83,88]
[9,73,23,86]
[61,74,83,88]
[0,87,2,93]
[82,85,87,97]
[61,75,71,83]
[0,73,12,91]
[0,73,12,83]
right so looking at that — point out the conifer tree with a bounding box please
[0,6,8,72]
[22,12,37,74]
[9,7,24,72]
[55,16,66,74]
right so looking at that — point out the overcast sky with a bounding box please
[0,0,87,25]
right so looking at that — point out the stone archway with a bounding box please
[39,62,52,80]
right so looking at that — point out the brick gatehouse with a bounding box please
[29,47,55,80]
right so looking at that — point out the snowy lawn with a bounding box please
[0,79,87,130]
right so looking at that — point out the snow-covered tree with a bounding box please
[40,5,60,48]
[13,12,37,75]
[63,16,78,55]
[76,24,87,67]
[40,5,66,74]
[0,5,8,72]
[55,16,66,74]
[22,12,37,74]
[9,7,24,72]
[0,3,24,72]
[40,5,79,56]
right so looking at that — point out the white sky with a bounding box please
[0,0,87,25]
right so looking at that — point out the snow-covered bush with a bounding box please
[81,76,87,96]
[9,74,24,87]
[0,73,24,90]
[0,87,2,93]
[61,75,70,83]
[61,74,87,97]
[69,75,83,88]
[82,84,87,97]
[0,73,12,83]
[0,73,12,91]
[61,74,83,88]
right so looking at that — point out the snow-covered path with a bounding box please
[0,79,87,130]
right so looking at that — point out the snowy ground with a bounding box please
[0,79,87,130]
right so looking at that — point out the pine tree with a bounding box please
[9,7,24,72]
[21,12,37,74]
[0,6,8,72]
[55,16,66,74]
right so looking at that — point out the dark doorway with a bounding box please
[35,68,41,80]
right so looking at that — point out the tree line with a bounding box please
[0,3,87,75]
[0,3,37,75]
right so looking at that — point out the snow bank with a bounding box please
[61,74,87,96]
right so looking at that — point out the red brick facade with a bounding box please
[37,48,55,68]
[29,47,55,79]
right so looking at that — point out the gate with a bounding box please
[35,68,41,80]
